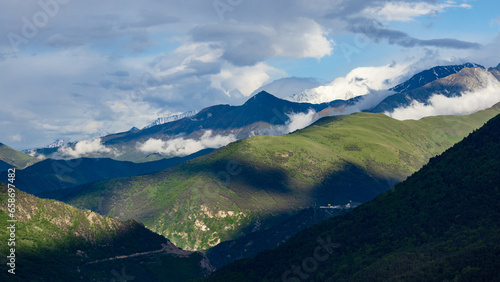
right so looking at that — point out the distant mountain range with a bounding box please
[27,92,356,162]
[103,91,349,142]
[24,61,500,163]
[89,91,354,161]
[21,139,71,158]
[206,113,500,282]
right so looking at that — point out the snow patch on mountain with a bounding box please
[47,139,68,149]
[143,111,198,129]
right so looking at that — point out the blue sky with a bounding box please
[0,0,499,150]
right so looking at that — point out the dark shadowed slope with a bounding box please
[0,160,10,172]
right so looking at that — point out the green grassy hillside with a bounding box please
[206,113,500,282]
[0,143,38,169]
[56,104,500,251]
[0,184,209,281]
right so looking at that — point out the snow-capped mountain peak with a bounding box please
[143,110,199,129]
[47,139,68,149]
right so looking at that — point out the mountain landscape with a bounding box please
[4,1,500,280]
[98,92,356,160]
[26,62,499,165]
[1,60,499,281]
[43,102,500,254]
[205,113,500,282]
[28,91,358,162]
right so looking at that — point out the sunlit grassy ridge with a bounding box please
[0,184,205,281]
[57,104,500,251]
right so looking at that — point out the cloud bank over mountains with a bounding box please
[36,62,500,159]
[137,130,237,156]
[57,138,117,159]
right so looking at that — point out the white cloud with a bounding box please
[34,120,106,135]
[27,149,46,160]
[190,18,334,66]
[9,134,22,142]
[290,63,408,103]
[210,62,285,97]
[363,1,472,22]
[104,96,167,130]
[286,110,318,133]
[267,110,319,135]
[137,130,236,156]
[273,18,334,59]
[57,138,117,158]
[386,77,500,120]
[467,33,500,67]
